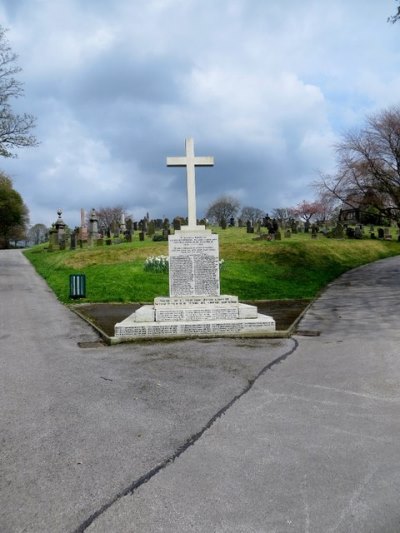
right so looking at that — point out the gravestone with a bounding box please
[111,220,119,237]
[70,228,78,250]
[246,220,254,233]
[79,208,88,242]
[173,217,182,231]
[114,138,275,340]
[378,227,384,239]
[354,226,363,239]
[126,218,133,232]
[48,224,57,251]
[311,224,318,238]
[384,227,392,240]
[88,208,99,245]
[333,223,344,238]
[147,221,156,236]
[120,213,126,233]
[55,209,66,246]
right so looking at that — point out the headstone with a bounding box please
[378,227,384,239]
[88,208,99,244]
[384,227,392,240]
[115,138,275,340]
[55,209,66,246]
[333,223,344,238]
[79,208,88,242]
[354,226,362,239]
[120,213,126,233]
[47,224,57,251]
[70,228,78,250]
[311,224,318,238]
[285,229,291,238]
[147,221,155,236]
[126,219,133,232]
[111,220,119,237]
[173,218,182,231]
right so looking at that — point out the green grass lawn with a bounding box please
[24,227,400,304]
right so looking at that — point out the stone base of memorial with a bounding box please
[114,295,275,340]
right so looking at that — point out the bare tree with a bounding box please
[318,105,400,225]
[95,206,131,231]
[240,206,265,222]
[205,195,240,225]
[313,191,341,224]
[28,223,48,245]
[271,207,296,227]
[0,26,37,158]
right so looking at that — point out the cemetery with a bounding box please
[24,138,400,342]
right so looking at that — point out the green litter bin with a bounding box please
[69,274,86,299]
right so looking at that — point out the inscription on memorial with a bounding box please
[155,307,239,322]
[169,233,220,297]
[154,295,238,306]
[115,316,275,337]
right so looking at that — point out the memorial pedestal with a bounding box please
[114,228,276,341]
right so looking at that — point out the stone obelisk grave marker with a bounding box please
[114,138,275,341]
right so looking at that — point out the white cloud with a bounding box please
[1,0,399,225]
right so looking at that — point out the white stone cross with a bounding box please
[167,138,214,229]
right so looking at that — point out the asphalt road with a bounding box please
[1,250,400,532]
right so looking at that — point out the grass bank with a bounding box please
[24,228,400,304]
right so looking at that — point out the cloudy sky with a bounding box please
[1,0,400,227]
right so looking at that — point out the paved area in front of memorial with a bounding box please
[1,250,400,532]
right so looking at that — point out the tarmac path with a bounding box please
[1,250,400,532]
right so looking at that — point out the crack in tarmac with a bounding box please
[72,338,299,533]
